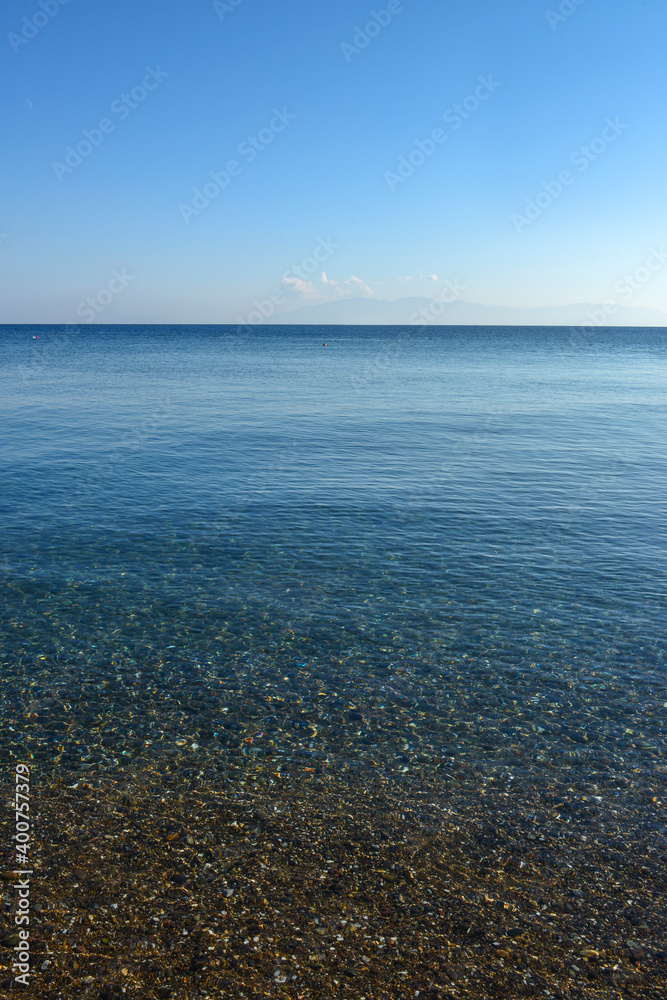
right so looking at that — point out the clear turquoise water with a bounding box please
[1,324,666,801]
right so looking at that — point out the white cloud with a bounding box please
[281,276,317,298]
[346,275,374,296]
[321,271,374,297]
[429,274,439,281]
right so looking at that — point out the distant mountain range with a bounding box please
[277,296,667,327]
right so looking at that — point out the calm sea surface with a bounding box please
[1,325,666,810]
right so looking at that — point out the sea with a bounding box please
[1,324,666,826]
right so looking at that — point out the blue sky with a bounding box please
[2,0,667,323]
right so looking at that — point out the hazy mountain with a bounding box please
[277,296,667,327]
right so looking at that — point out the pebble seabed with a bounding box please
[1,609,666,1000]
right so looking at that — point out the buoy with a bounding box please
[323,343,327,346]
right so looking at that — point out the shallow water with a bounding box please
[1,324,666,800]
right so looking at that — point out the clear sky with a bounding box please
[2,0,666,323]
